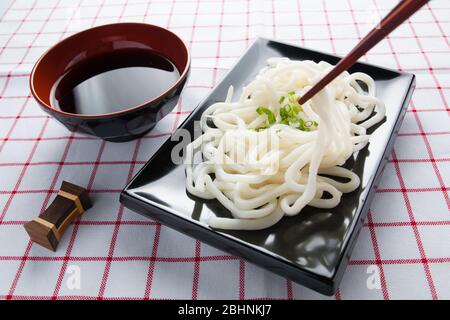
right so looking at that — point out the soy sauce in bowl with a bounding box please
[50,48,180,115]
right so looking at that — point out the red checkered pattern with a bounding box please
[0,0,449,300]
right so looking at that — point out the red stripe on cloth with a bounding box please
[374,0,445,300]
[4,218,450,228]
[409,102,450,209]
[0,0,15,21]
[286,280,293,300]
[407,23,449,118]
[0,254,241,263]
[143,223,162,299]
[51,141,106,299]
[0,97,31,153]
[244,0,250,45]
[0,220,160,226]
[2,294,177,300]
[6,1,450,13]
[0,188,123,195]
[322,0,348,300]
[365,220,450,227]
[46,0,105,300]
[0,0,37,57]
[1,186,448,196]
[5,241,33,300]
[295,0,305,46]
[97,137,143,299]
[211,0,225,86]
[426,2,450,47]
[4,29,447,41]
[95,1,144,300]
[350,257,450,266]
[0,160,148,167]
[179,0,202,301]
[0,115,50,119]
[144,0,183,300]
[322,0,337,54]
[376,186,450,193]
[367,211,390,299]
[1,253,450,265]
[0,116,50,222]
[1,49,450,65]
[239,259,245,300]
[0,0,55,155]
[370,0,439,298]
[0,128,447,144]
[271,0,276,38]
[391,150,438,300]
[0,131,172,142]
[389,158,450,164]
[345,0,369,65]
[3,12,449,27]
[191,240,201,300]
[5,116,51,299]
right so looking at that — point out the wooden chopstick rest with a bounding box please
[24,181,92,251]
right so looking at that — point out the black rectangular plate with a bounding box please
[120,38,415,296]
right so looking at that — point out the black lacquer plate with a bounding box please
[120,38,415,296]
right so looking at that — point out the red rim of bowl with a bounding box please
[29,22,190,119]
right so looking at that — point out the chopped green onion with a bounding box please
[288,93,299,104]
[256,126,269,131]
[256,106,276,125]
[249,97,317,132]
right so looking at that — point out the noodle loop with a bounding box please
[185,58,385,230]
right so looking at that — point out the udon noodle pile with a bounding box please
[185,58,385,230]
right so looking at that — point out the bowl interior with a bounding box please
[31,23,189,113]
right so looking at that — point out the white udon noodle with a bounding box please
[184,58,385,230]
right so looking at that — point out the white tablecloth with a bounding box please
[0,0,449,299]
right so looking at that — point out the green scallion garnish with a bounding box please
[256,106,276,125]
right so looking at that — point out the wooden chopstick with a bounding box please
[298,0,430,105]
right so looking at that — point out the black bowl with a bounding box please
[30,23,190,142]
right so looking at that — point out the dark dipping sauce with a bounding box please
[50,48,180,115]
